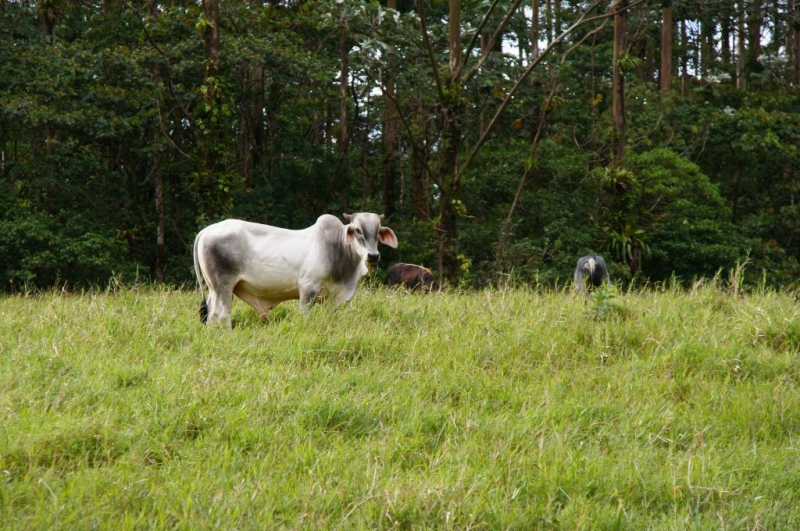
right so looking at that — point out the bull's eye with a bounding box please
[355,228,362,236]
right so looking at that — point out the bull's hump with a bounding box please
[315,214,344,229]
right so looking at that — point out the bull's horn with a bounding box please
[342,213,353,222]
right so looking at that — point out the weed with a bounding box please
[587,283,629,320]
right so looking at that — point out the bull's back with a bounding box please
[198,219,313,293]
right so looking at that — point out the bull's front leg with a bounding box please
[334,282,358,305]
[298,278,321,310]
[299,288,316,309]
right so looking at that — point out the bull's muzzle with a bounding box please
[367,253,380,263]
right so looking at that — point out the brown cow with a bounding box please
[387,263,436,291]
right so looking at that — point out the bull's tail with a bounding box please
[193,233,209,324]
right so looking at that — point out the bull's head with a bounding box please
[583,257,597,275]
[343,213,398,263]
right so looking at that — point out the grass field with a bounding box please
[2,280,800,529]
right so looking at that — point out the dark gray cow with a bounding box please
[193,213,398,329]
[574,254,610,294]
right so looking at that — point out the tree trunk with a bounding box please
[335,24,350,206]
[248,64,266,184]
[411,134,429,220]
[382,72,398,218]
[436,101,462,285]
[791,0,800,85]
[545,0,553,44]
[436,0,463,285]
[747,0,762,71]
[449,0,462,74]
[635,4,651,84]
[265,73,279,184]
[531,0,539,59]
[42,5,56,43]
[721,15,732,69]
[660,0,672,94]
[154,145,166,284]
[612,0,627,167]
[324,105,334,150]
[150,5,167,283]
[737,0,747,90]
[680,19,688,95]
[239,65,252,187]
[770,0,781,51]
[249,1,265,181]
[339,28,349,157]
[700,13,712,79]
[480,32,491,134]
[200,0,222,219]
[382,0,398,218]
[553,0,561,38]
[201,0,220,106]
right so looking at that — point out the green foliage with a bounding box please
[586,283,629,320]
[605,225,650,268]
[0,192,138,290]
[0,0,799,291]
[597,149,748,283]
[461,138,606,286]
[617,52,644,73]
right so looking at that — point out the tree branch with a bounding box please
[455,0,646,186]
[461,0,525,85]
[378,73,442,190]
[417,0,445,102]
[122,0,197,129]
[456,0,503,81]
[502,79,559,230]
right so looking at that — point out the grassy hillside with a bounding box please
[2,281,800,529]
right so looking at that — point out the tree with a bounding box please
[612,0,627,165]
[416,0,639,284]
[737,0,747,89]
[790,0,800,85]
[660,0,672,94]
[382,0,399,218]
[2,0,800,291]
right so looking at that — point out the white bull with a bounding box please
[193,213,398,329]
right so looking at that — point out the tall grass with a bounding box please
[2,281,800,529]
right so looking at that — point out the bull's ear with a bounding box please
[342,213,353,222]
[346,225,356,243]
[378,227,398,248]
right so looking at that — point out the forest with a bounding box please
[1,0,799,290]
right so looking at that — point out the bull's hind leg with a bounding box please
[206,283,235,330]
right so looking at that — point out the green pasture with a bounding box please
[1,282,800,529]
